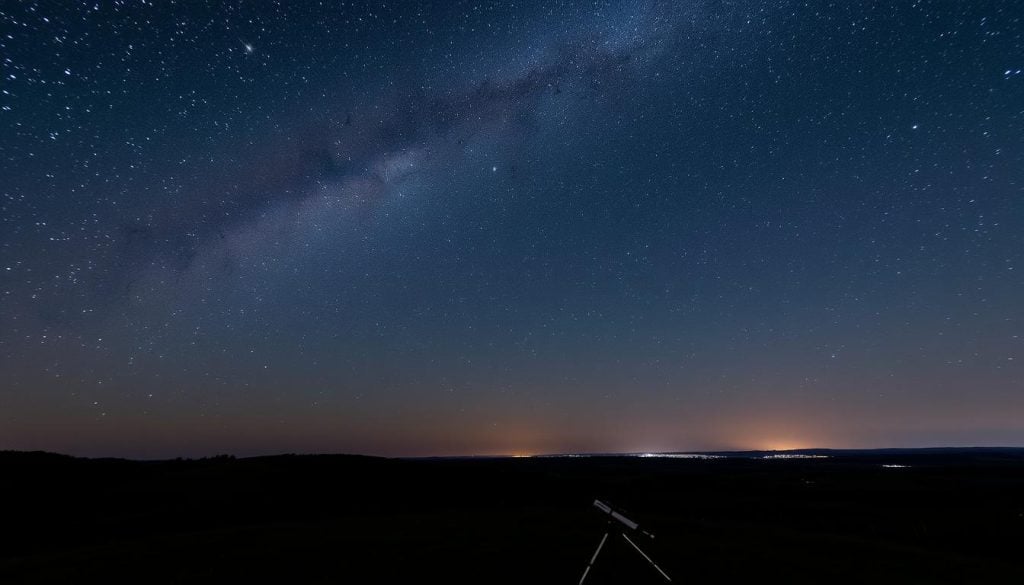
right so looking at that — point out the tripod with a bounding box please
[579,499,672,584]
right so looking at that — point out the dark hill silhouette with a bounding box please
[1,449,1023,583]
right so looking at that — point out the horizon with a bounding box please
[8,442,1024,462]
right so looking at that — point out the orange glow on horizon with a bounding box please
[756,439,813,451]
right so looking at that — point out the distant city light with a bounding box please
[636,453,725,460]
[761,454,830,459]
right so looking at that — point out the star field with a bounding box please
[1,1,1022,457]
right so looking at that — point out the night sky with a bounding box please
[1,1,1022,458]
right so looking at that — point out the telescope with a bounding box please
[579,499,671,584]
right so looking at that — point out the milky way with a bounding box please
[1,1,1022,457]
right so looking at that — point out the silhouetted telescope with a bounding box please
[593,499,652,536]
[579,499,671,584]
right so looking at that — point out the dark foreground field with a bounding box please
[2,449,1023,584]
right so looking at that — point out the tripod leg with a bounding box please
[621,533,671,582]
[578,531,609,585]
